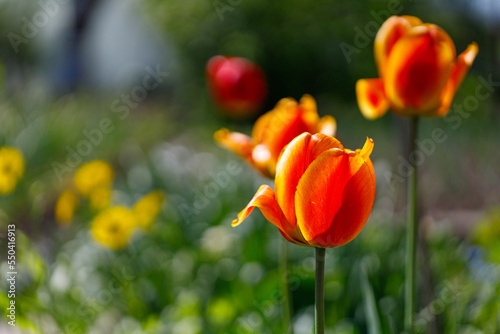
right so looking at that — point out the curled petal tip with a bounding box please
[463,42,478,66]
[437,41,479,116]
[299,94,316,110]
[213,128,228,141]
[360,137,374,160]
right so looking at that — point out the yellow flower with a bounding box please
[55,189,79,225]
[133,190,165,229]
[91,206,137,250]
[0,147,25,195]
[89,186,111,211]
[74,160,113,197]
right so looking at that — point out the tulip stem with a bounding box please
[315,247,325,334]
[281,239,293,334]
[405,116,419,333]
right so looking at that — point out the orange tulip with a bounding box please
[214,95,336,177]
[356,15,478,119]
[232,133,375,248]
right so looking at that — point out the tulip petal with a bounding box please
[356,78,390,119]
[215,128,254,158]
[268,104,312,163]
[437,42,479,116]
[275,133,344,231]
[375,15,423,78]
[385,24,456,115]
[358,137,374,161]
[232,185,307,245]
[355,138,376,182]
[252,97,323,166]
[206,55,226,78]
[232,185,279,227]
[299,94,320,130]
[214,128,257,164]
[251,98,296,143]
[295,150,375,248]
[318,115,337,137]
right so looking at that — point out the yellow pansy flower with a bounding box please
[91,206,137,250]
[74,160,113,197]
[0,147,25,195]
[55,189,79,224]
[133,190,165,229]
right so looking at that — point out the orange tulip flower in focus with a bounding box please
[356,15,478,119]
[232,133,375,248]
[214,95,336,178]
[206,55,268,118]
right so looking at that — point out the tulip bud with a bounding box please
[206,55,267,118]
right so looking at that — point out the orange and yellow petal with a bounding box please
[326,156,375,247]
[355,138,376,180]
[385,25,456,115]
[215,128,275,177]
[252,97,322,167]
[251,98,297,144]
[295,149,375,248]
[251,143,274,177]
[374,15,423,77]
[275,133,344,229]
[356,78,389,119]
[251,106,278,144]
[215,127,255,159]
[437,42,479,116]
[357,137,374,161]
[261,99,309,163]
[232,185,280,227]
[298,94,320,130]
[231,185,305,245]
[317,115,336,137]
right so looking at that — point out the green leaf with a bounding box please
[360,263,382,334]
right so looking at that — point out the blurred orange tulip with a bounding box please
[232,133,375,248]
[206,56,267,118]
[356,15,478,119]
[215,95,336,178]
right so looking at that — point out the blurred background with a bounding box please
[0,0,499,333]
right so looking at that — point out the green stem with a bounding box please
[404,117,419,333]
[281,238,293,334]
[315,247,325,334]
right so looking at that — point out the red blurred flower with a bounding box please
[232,133,375,248]
[214,95,336,177]
[206,56,268,118]
[356,15,478,119]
